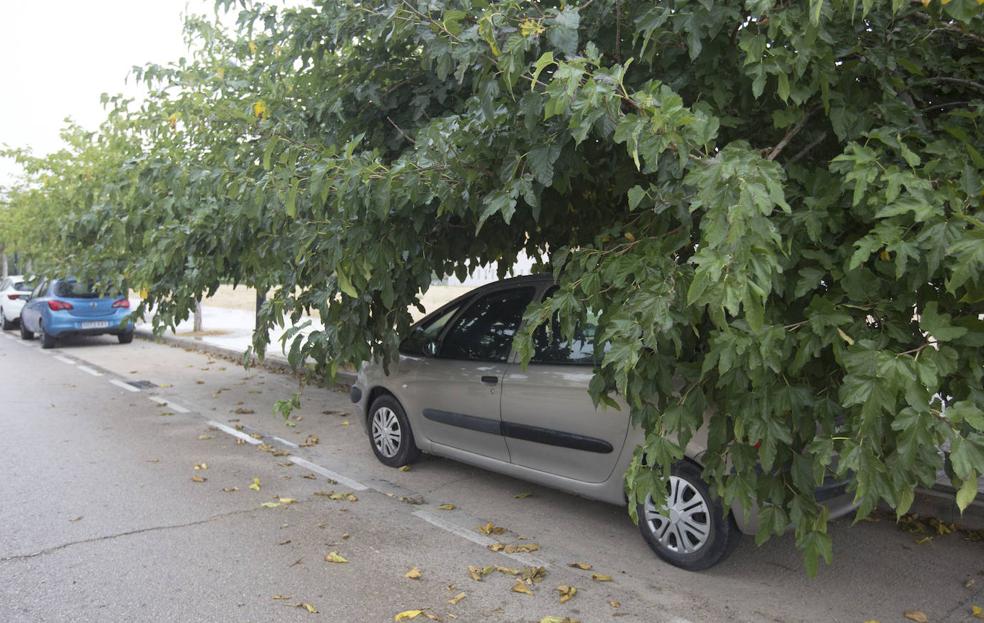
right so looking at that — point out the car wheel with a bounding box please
[20,320,34,340]
[118,330,134,344]
[636,461,740,571]
[40,323,57,349]
[367,394,421,468]
[1,308,14,331]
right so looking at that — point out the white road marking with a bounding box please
[289,456,368,491]
[148,396,168,405]
[54,355,75,364]
[148,395,190,413]
[207,420,262,445]
[272,436,299,449]
[412,510,547,567]
[77,365,103,377]
[110,379,141,393]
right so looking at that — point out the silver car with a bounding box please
[351,275,855,570]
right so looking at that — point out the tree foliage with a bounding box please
[2,0,983,572]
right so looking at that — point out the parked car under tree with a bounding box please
[19,278,134,349]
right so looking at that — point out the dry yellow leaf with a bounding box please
[300,434,319,447]
[249,477,261,491]
[261,502,281,508]
[191,475,207,483]
[522,566,547,583]
[557,585,576,603]
[609,600,621,609]
[504,543,540,554]
[904,612,928,623]
[271,594,291,600]
[477,522,505,535]
[512,580,534,596]
[296,603,318,613]
[514,492,532,499]
[194,463,208,470]
[342,420,350,427]
[591,573,613,582]
[438,503,456,511]
[448,592,466,605]
[325,551,348,563]
[467,565,494,581]
[399,465,411,472]
[394,610,423,621]
[568,562,592,570]
[488,543,505,552]
[972,605,983,620]
[539,617,580,623]
[405,567,423,580]
[222,487,238,492]
[278,497,296,505]
[495,566,521,576]
[197,434,213,440]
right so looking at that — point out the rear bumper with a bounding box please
[44,313,134,337]
[732,477,856,535]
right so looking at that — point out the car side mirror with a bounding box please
[424,340,439,357]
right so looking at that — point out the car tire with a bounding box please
[118,331,134,344]
[40,323,57,349]
[367,394,421,468]
[636,461,740,571]
[1,309,14,331]
[20,320,34,340]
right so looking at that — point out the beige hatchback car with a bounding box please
[351,275,856,570]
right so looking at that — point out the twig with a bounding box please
[788,131,827,164]
[385,116,415,145]
[766,108,814,161]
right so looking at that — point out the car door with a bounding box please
[500,292,630,483]
[407,285,537,462]
[21,280,47,331]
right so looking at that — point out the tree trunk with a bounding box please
[1,250,7,279]
[193,300,203,332]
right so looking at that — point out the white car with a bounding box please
[0,276,34,330]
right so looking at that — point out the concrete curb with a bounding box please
[134,327,357,389]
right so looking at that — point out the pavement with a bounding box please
[1,332,983,622]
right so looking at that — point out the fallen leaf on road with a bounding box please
[296,603,318,613]
[438,503,456,511]
[399,465,412,472]
[234,407,255,414]
[967,578,977,589]
[341,420,350,427]
[557,585,576,603]
[278,497,296,505]
[405,567,423,579]
[512,580,534,596]
[477,522,505,535]
[302,473,317,479]
[195,380,204,385]
[467,565,494,581]
[568,562,592,570]
[191,475,207,483]
[278,539,292,546]
[315,491,359,502]
[448,592,466,605]
[194,463,208,470]
[609,600,621,609]
[197,434,214,440]
[222,487,238,492]
[522,567,547,583]
[69,516,83,522]
[394,611,423,621]
[972,605,983,619]
[495,566,521,576]
[342,533,350,539]
[301,434,319,447]
[158,411,174,417]
[514,492,532,499]
[400,495,426,505]
[904,612,928,623]
[539,617,579,623]
[249,477,261,491]
[271,594,291,600]
[261,502,281,508]
[591,573,612,582]
[324,551,348,563]
[490,543,540,554]
[145,459,160,463]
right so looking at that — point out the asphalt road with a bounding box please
[0,332,981,623]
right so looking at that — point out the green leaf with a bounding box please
[530,51,554,90]
[956,475,978,512]
[336,270,358,298]
[627,185,646,211]
[286,177,299,218]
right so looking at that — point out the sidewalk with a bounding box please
[130,299,984,532]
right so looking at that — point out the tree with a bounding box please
[4,0,983,573]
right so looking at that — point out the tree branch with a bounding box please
[766,109,815,161]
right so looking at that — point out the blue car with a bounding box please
[19,278,135,349]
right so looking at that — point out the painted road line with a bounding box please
[272,436,299,449]
[148,396,168,406]
[77,365,103,377]
[110,379,141,393]
[289,456,368,491]
[54,355,75,364]
[412,510,547,568]
[207,420,263,445]
[147,395,190,413]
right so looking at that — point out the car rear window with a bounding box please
[13,281,32,292]
[54,280,102,299]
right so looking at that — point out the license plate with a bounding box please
[80,321,109,329]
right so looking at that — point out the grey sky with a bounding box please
[0,0,214,184]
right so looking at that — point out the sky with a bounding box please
[0,0,217,185]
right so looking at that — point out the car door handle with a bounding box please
[481,375,499,385]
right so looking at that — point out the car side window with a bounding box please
[31,281,47,299]
[400,304,462,356]
[439,287,535,362]
[531,288,603,366]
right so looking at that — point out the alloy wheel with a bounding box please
[371,407,402,458]
[643,476,711,554]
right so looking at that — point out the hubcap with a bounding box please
[371,407,401,458]
[643,476,711,554]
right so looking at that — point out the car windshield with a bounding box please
[13,281,33,292]
[54,280,108,299]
